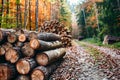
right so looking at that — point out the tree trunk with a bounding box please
[0,63,16,80]
[21,43,35,57]
[0,0,4,28]
[24,0,28,29]
[6,0,9,28]
[16,58,36,74]
[30,39,63,50]
[16,75,30,80]
[31,60,62,80]
[16,0,19,28]
[37,33,61,41]
[29,0,32,30]
[35,0,39,31]
[36,48,66,66]
[5,47,21,63]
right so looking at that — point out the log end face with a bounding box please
[5,48,19,63]
[30,39,40,50]
[0,64,13,80]
[36,53,48,66]
[16,59,30,75]
[7,33,17,43]
[31,69,44,80]
[19,34,26,42]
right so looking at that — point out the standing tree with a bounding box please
[35,0,39,31]
[0,0,4,28]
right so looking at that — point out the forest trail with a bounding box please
[50,40,120,80]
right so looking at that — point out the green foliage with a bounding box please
[60,0,71,28]
[76,0,120,41]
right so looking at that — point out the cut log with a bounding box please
[30,39,63,50]
[2,42,12,51]
[21,43,35,57]
[15,28,24,35]
[0,30,8,44]
[7,32,18,43]
[18,34,28,42]
[28,32,38,40]
[36,48,66,66]
[31,60,61,80]
[103,35,120,44]
[15,42,24,48]
[5,47,21,63]
[16,75,30,80]
[0,46,6,56]
[0,63,16,80]
[37,33,61,41]
[16,58,36,75]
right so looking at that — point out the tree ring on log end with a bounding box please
[19,34,26,42]
[16,59,30,74]
[36,53,48,66]
[7,33,17,43]
[31,69,44,80]
[30,39,40,49]
[5,48,19,63]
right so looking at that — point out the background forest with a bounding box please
[76,0,120,41]
[0,0,71,31]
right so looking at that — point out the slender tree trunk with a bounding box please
[82,9,89,37]
[19,2,22,28]
[24,0,28,29]
[16,0,19,28]
[35,0,39,31]
[94,3,100,32]
[6,0,9,28]
[0,0,4,28]
[29,0,32,30]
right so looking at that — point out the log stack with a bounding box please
[0,28,66,80]
[39,20,72,47]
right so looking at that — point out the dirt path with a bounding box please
[50,44,108,80]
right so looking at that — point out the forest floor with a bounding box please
[50,40,120,80]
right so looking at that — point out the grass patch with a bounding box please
[81,38,120,49]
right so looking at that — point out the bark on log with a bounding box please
[31,60,61,80]
[0,30,8,44]
[28,32,38,40]
[7,32,18,43]
[16,75,30,80]
[30,39,63,50]
[21,43,35,57]
[5,47,21,63]
[16,58,36,74]
[36,48,66,66]
[103,35,120,44]
[15,42,24,48]
[37,33,61,41]
[0,63,16,80]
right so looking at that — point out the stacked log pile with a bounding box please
[39,20,72,47]
[0,28,66,80]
